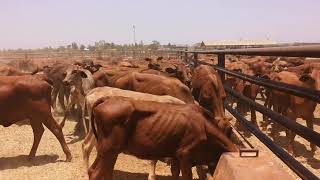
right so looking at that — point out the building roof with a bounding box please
[201,39,277,46]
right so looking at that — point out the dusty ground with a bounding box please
[0,106,319,180]
[227,102,320,179]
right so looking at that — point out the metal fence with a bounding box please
[178,45,320,180]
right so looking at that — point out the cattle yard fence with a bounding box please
[177,45,320,180]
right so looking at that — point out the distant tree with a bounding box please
[80,44,86,50]
[88,45,96,51]
[71,42,78,50]
[67,45,72,49]
[149,40,161,50]
[57,46,66,51]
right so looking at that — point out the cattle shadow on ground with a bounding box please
[0,154,59,170]
[113,170,199,180]
[66,134,83,144]
[268,131,320,169]
[314,117,320,126]
[234,118,253,138]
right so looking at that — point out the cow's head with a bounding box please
[165,64,192,87]
[272,59,288,72]
[197,72,232,135]
[63,69,88,88]
[145,58,161,71]
[75,59,101,74]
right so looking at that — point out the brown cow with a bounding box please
[191,65,232,133]
[0,75,72,161]
[60,68,95,132]
[88,97,238,180]
[113,72,194,104]
[143,57,192,87]
[43,63,74,113]
[266,71,318,154]
[0,65,40,76]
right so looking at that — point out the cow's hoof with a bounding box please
[66,154,73,162]
[27,154,36,161]
[148,174,156,180]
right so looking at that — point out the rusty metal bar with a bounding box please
[217,53,226,82]
[225,104,318,180]
[184,50,188,62]
[224,86,320,147]
[184,45,320,58]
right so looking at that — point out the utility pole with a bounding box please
[133,25,136,59]
[133,25,136,45]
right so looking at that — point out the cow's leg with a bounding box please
[179,157,192,180]
[90,125,125,180]
[82,130,97,169]
[90,152,118,180]
[43,115,72,161]
[58,86,66,113]
[286,109,297,155]
[60,100,73,128]
[170,159,180,180]
[306,115,316,152]
[88,152,105,180]
[81,101,88,134]
[64,86,71,105]
[251,106,257,126]
[196,165,207,180]
[148,160,157,180]
[28,118,45,159]
[51,86,59,111]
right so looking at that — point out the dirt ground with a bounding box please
[0,105,319,180]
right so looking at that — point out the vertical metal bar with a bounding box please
[217,53,225,82]
[184,50,188,63]
[193,52,198,67]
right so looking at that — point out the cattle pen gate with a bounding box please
[177,45,320,180]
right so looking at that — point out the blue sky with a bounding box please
[0,0,319,49]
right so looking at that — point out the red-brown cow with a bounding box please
[191,65,232,133]
[88,97,238,180]
[266,71,318,154]
[0,75,72,161]
[113,72,194,104]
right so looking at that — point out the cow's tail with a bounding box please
[91,97,108,141]
[83,98,89,134]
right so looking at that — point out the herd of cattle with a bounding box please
[0,54,319,180]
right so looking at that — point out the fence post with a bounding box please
[217,53,225,82]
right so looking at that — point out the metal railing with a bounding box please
[178,45,320,179]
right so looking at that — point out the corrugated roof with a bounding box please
[202,40,277,46]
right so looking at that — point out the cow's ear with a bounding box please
[261,75,270,79]
[165,67,176,74]
[144,58,152,62]
[233,68,242,73]
[299,74,315,83]
[157,56,163,61]
[79,71,88,78]
[74,62,82,66]
[303,67,312,74]
[94,64,102,70]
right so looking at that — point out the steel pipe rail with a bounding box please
[198,61,320,103]
[183,45,320,58]
[225,104,318,180]
[224,86,320,147]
